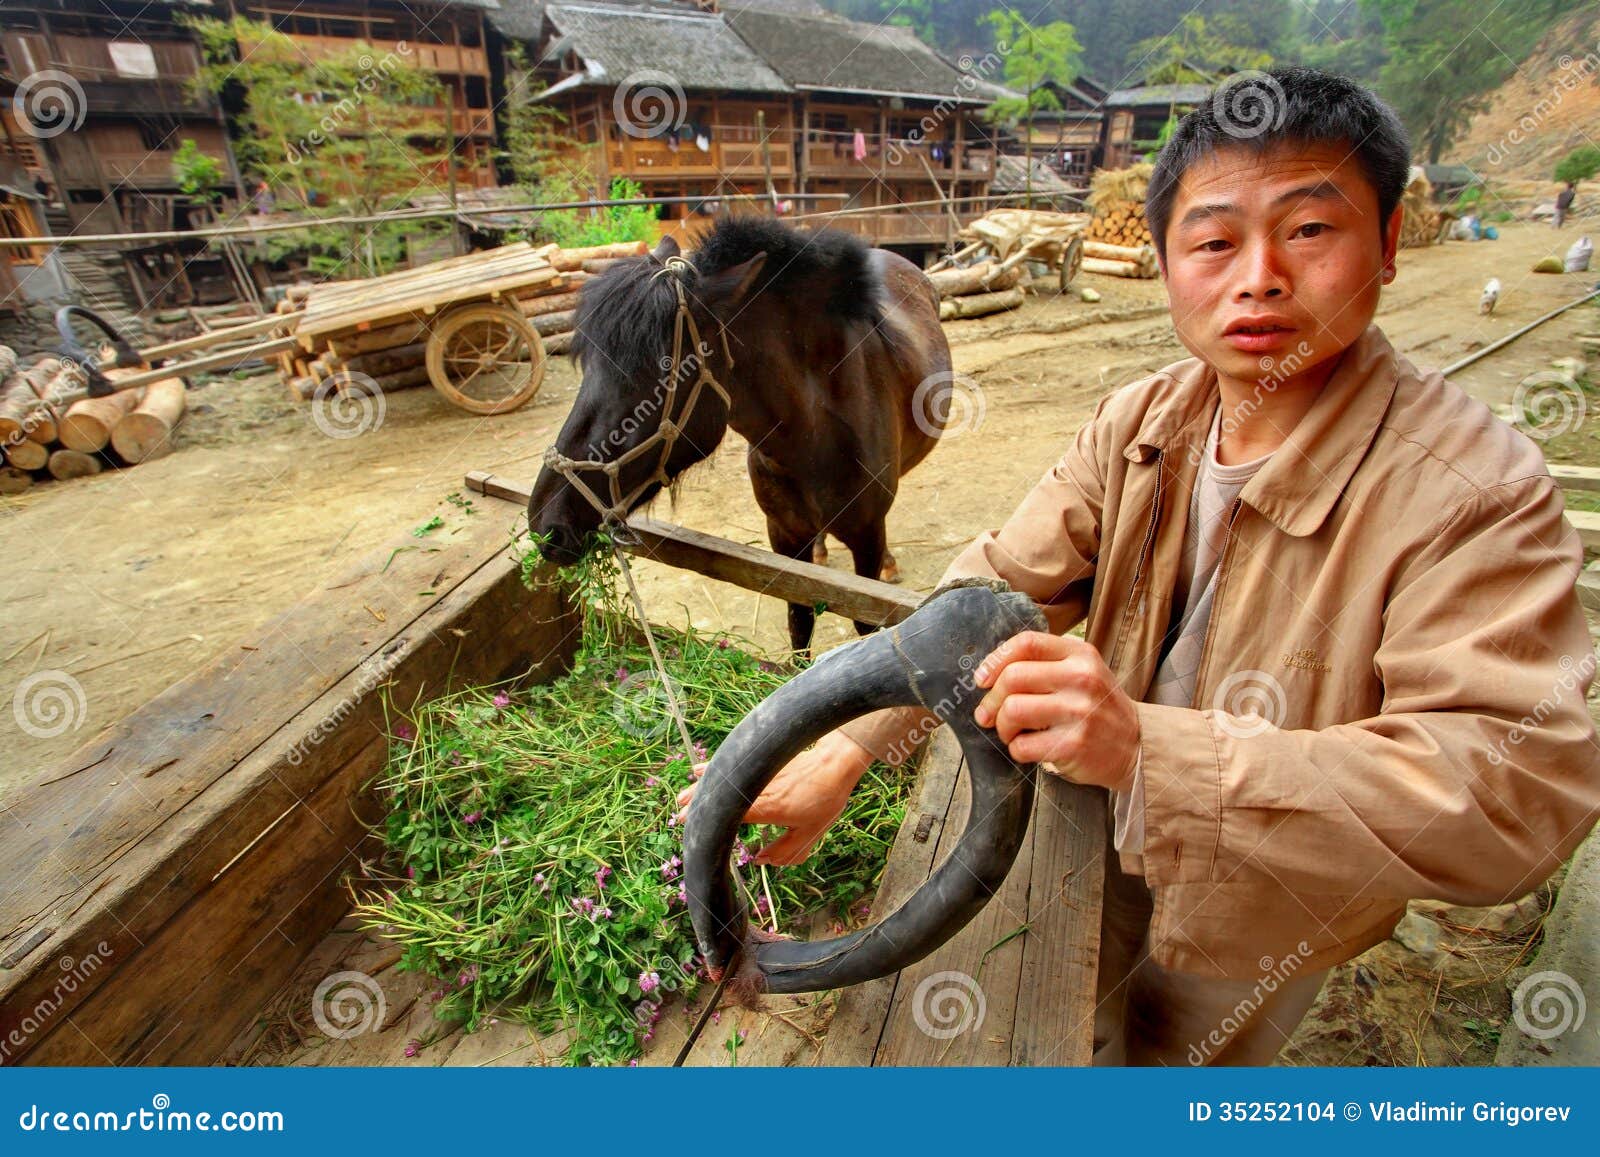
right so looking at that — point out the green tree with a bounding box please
[984,9,1084,203]
[1555,144,1600,186]
[187,15,451,276]
[1127,12,1272,83]
[1366,0,1578,164]
[172,138,224,199]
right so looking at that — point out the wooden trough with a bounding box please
[0,471,1103,1067]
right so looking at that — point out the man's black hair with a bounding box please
[1146,67,1411,263]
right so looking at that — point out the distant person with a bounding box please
[254,180,275,216]
[1554,180,1576,228]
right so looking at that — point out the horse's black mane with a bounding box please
[570,216,884,376]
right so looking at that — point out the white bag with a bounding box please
[1566,236,1593,273]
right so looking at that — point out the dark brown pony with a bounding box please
[527,216,951,652]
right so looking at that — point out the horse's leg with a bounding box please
[811,534,829,566]
[768,521,819,654]
[880,548,901,585]
[840,520,889,636]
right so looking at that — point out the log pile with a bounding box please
[1400,166,1441,249]
[930,209,1091,318]
[1087,162,1157,253]
[279,241,646,402]
[0,345,186,495]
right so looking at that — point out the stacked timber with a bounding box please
[931,208,1091,318]
[0,345,186,494]
[1086,163,1158,265]
[931,261,1028,320]
[282,241,646,402]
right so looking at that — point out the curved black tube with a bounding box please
[55,305,140,398]
[683,578,1047,994]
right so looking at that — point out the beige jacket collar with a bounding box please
[1124,324,1402,537]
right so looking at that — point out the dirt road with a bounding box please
[3,220,1595,795]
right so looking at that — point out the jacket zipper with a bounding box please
[1189,496,1244,709]
[1111,450,1163,670]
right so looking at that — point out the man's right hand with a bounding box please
[673,730,873,865]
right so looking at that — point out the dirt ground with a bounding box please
[6,219,1599,1066]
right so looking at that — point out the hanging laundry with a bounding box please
[852,129,867,161]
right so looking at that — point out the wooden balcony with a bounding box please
[602,138,795,180]
[804,138,994,180]
[272,34,489,76]
[98,150,226,189]
[395,105,496,139]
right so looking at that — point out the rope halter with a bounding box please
[541,256,735,533]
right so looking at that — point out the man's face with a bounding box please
[1158,140,1401,391]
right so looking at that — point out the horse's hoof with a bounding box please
[811,542,829,565]
[879,564,902,584]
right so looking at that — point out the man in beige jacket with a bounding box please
[678,67,1600,1064]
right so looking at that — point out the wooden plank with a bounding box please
[23,738,387,1065]
[137,312,296,361]
[1567,508,1600,550]
[871,745,1035,1066]
[1009,778,1104,1066]
[816,727,965,1065]
[299,256,558,339]
[1551,464,1600,493]
[0,509,581,1063]
[106,336,300,390]
[465,470,925,627]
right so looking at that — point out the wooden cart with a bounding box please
[0,472,1104,1067]
[295,244,562,415]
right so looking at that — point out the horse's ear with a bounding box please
[697,251,767,317]
[652,235,680,262]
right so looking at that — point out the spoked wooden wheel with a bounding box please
[1058,234,1084,292]
[425,302,546,415]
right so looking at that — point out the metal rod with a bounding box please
[0,193,851,249]
[1441,287,1600,377]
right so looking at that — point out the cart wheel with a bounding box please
[1058,235,1084,293]
[425,302,546,415]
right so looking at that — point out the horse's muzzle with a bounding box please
[682,578,1047,994]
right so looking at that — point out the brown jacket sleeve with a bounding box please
[837,393,1110,763]
[1136,474,1600,905]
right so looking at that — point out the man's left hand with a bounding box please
[971,631,1141,791]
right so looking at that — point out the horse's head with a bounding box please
[529,234,766,562]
